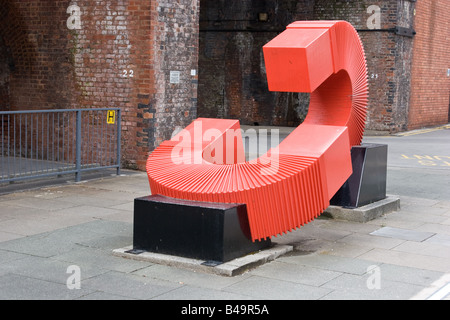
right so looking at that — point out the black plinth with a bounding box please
[133,195,271,263]
[331,143,388,208]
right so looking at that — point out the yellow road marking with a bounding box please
[396,124,450,137]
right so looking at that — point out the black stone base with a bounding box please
[133,195,271,263]
[331,143,388,208]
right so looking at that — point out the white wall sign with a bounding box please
[170,71,181,84]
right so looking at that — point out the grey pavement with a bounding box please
[0,124,450,301]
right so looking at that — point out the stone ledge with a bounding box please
[322,195,401,223]
[113,244,293,277]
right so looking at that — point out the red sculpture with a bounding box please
[146,21,368,241]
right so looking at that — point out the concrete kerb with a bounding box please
[322,195,401,223]
[113,244,293,277]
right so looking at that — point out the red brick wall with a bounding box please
[0,0,200,170]
[0,34,11,110]
[0,0,80,163]
[71,0,155,169]
[198,0,315,127]
[72,0,199,169]
[313,0,416,133]
[198,0,421,132]
[0,0,77,111]
[408,0,450,129]
[2,0,447,172]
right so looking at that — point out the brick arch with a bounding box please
[0,0,81,112]
[0,1,40,111]
[0,35,13,110]
[0,1,37,76]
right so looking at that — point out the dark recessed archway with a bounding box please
[0,0,35,111]
[0,0,76,112]
[197,0,314,127]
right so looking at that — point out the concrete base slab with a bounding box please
[113,244,293,277]
[323,195,400,223]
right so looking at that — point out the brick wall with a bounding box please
[0,34,11,110]
[72,0,200,169]
[1,0,448,171]
[313,0,416,132]
[0,0,80,163]
[70,0,155,169]
[198,0,315,127]
[0,0,153,169]
[152,0,200,148]
[408,0,450,129]
[0,0,200,170]
[0,0,77,111]
[199,0,448,132]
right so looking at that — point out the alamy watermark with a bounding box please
[366,265,381,290]
[170,122,280,176]
[367,5,381,30]
[66,265,81,290]
[67,4,82,30]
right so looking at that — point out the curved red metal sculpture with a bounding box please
[146,21,368,241]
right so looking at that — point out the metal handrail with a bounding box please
[1,108,121,184]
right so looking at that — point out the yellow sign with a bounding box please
[107,110,115,124]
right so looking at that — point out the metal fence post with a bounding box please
[116,108,121,176]
[75,110,82,182]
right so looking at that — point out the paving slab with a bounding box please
[411,274,450,300]
[249,260,342,287]
[0,230,25,242]
[0,197,80,211]
[80,270,182,300]
[0,248,28,263]
[0,255,108,285]
[76,291,137,300]
[320,273,425,300]
[392,240,450,259]
[358,248,450,273]
[0,273,92,300]
[370,226,435,242]
[374,263,445,287]
[133,264,253,291]
[223,275,331,300]
[424,234,450,247]
[336,232,405,250]
[277,252,380,276]
[54,245,153,274]
[152,284,254,300]
[0,128,449,302]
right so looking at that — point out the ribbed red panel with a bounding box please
[146,21,368,241]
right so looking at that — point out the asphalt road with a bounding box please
[363,125,450,201]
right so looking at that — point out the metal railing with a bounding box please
[0,108,121,184]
